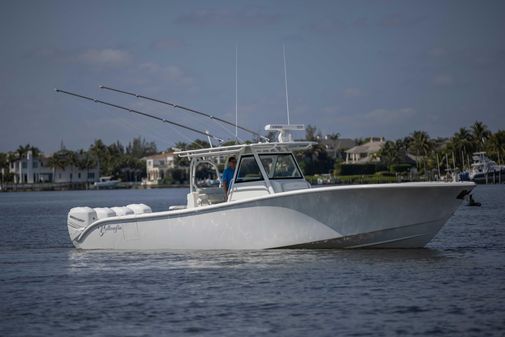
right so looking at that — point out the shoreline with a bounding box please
[0,182,190,193]
[2,177,503,193]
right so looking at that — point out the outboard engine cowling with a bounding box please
[126,204,152,214]
[94,207,116,220]
[67,207,97,241]
[110,206,134,216]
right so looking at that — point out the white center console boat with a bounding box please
[67,125,475,250]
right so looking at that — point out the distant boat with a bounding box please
[468,152,505,181]
[93,176,121,189]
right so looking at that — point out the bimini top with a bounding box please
[174,141,315,159]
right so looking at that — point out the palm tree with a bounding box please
[16,144,40,159]
[379,141,402,167]
[408,131,432,172]
[487,130,505,163]
[48,149,77,182]
[89,139,109,176]
[471,121,491,151]
[452,128,473,152]
[305,125,318,142]
[76,150,97,185]
[326,132,340,141]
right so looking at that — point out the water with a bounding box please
[0,186,504,337]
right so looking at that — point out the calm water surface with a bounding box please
[0,186,504,336]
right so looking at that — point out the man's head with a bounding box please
[228,156,236,169]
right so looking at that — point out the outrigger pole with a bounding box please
[98,85,268,141]
[54,89,224,144]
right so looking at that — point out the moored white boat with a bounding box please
[93,176,121,189]
[468,152,505,181]
[67,125,475,250]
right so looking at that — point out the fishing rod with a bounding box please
[54,89,224,144]
[99,85,268,141]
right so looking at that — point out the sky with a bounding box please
[1,0,504,153]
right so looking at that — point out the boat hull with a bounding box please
[70,182,474,250]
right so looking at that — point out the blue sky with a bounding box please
[1,0,504,152]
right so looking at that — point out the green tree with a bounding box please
[486,130,505,163]
[408,130,432,172]
[379,141,402,167]
[126,137,157,159]
[89,139,109,176]
[16,144,40,159]
[76,150,97,183]
[470,121,491,151]
[305,125,318,141]
[326,132,340,141]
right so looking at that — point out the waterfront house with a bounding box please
[142,152,177,185]
[321,137,356,160]
[345,138,385,163]
[8,151,99,184]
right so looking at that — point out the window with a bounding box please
[195,162,220,188]
[32,161,38,169]
[22,162,27,169]
[88,172,95,179]
[78,173,81,179]
[235,156,264,183]
[259,154,302,179]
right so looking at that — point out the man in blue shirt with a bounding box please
[222,156,236,195]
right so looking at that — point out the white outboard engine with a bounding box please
[126,204,152,214]
[94,207,116,220]
[67,207,97,241]
[110,206,134,216]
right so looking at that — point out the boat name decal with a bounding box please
[99,224,122,236]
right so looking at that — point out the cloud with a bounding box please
[175,7,280,27]
[378,13,426,28]
[433,74,453,86]
[309,18,346,33]
[78,49,132,67]
[428,47,448,57]
[343,88,362,98]
[151,37,186,51]
[352,17,370,29]
[139,62,194,87]
[322,105,340,114]
[319,107,418,138]
[364,108,416,124]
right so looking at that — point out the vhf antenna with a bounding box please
[235,45,238,143]
[283,45,290,125]
[98,85,268,141]
[54,89,224,144]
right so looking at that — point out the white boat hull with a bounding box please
[69,182,474,250]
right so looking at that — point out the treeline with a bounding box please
[377,121,505,176]
[1,121,504,183]
[296,121,505,177]
[0,137,158,182]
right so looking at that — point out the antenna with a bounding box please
[54,88,224,144]
[235,45,238,142]
[283,45,290,125]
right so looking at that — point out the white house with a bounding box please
[142,152,177,185]
[321,137,356,160]
[9,151,99,184]
[345,138,385,164]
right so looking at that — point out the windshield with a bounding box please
[194,161,220,188]
[235,156,264,183]
[259,154,302,179]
